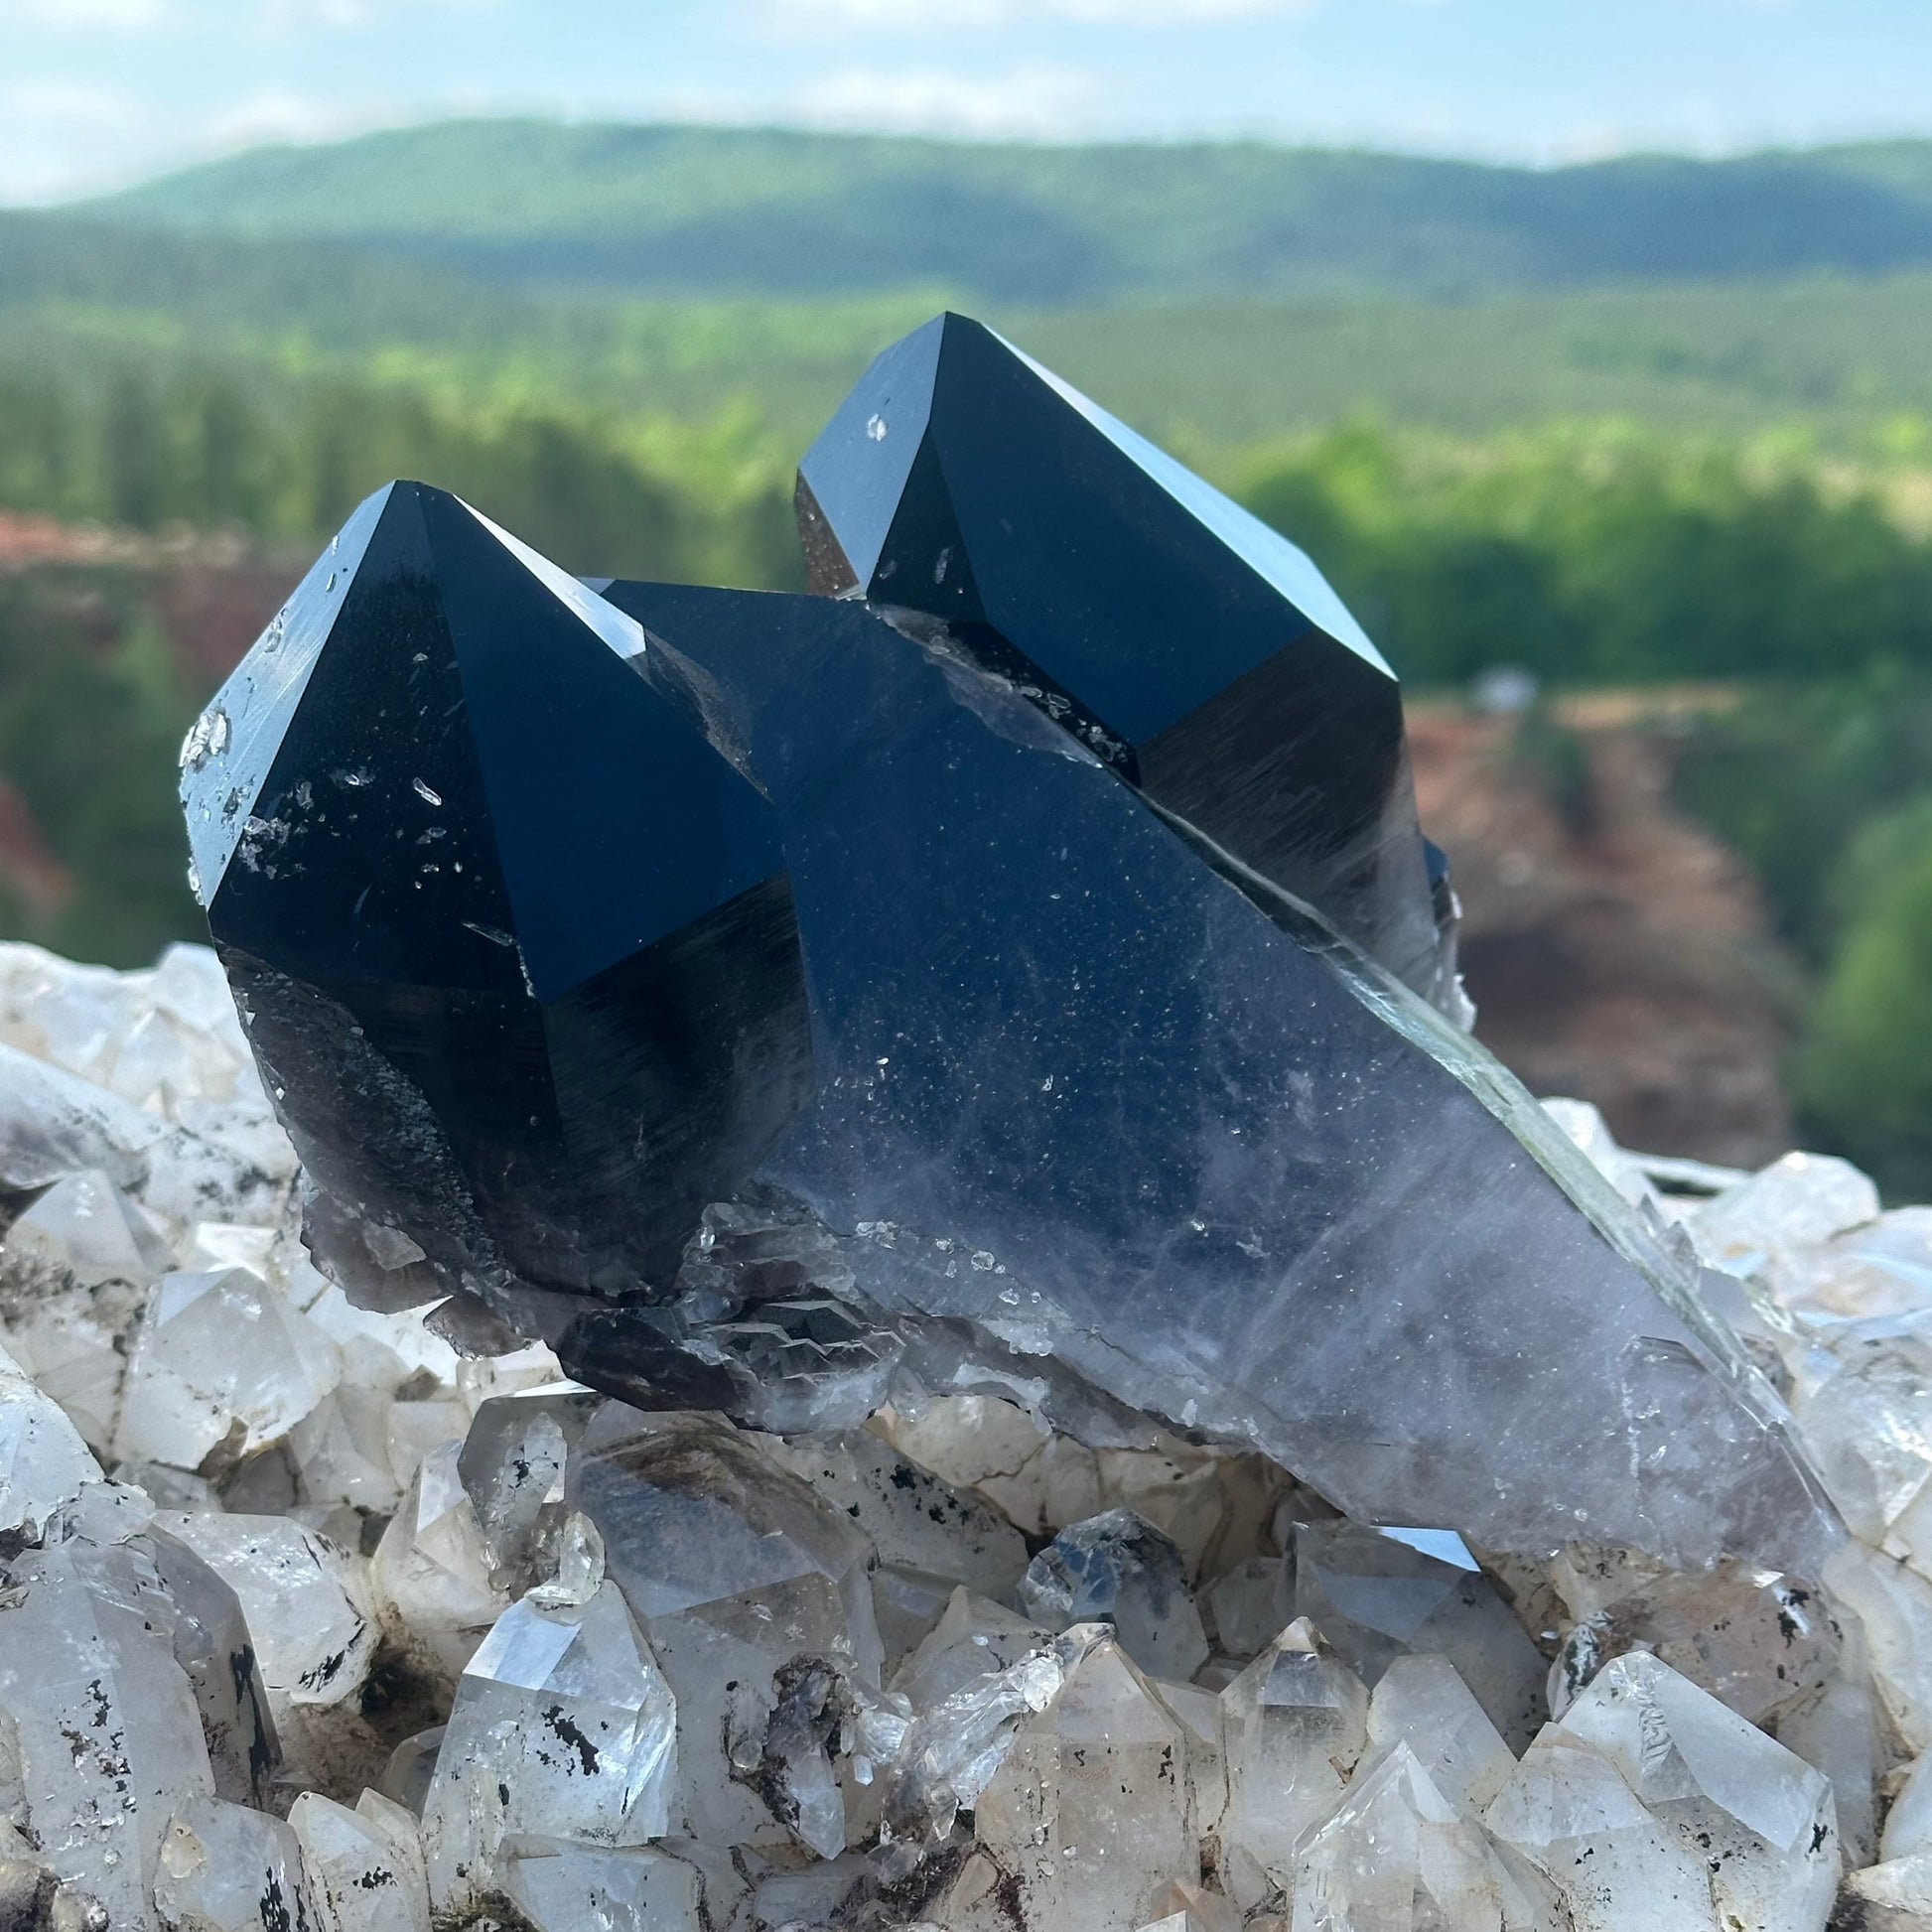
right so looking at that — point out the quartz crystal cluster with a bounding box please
[0,957,1926,1932]
[0,312,1916,1931]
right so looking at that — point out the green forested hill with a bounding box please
[70,121,1932,303]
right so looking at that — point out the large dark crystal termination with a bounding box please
[182,326,1839,1574]
[797,313,1462,1017]
[182,482,813,1311]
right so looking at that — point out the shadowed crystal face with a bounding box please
[181,481,814,1310]
[795,312,1460,1016]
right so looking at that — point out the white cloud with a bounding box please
[0,0,171,26]
[773,0,1313,26]
[790,63,1106,138]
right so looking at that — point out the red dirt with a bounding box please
[1412,701,1797,1168]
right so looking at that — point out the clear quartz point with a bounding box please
[1020,1507,1209,1682]
[288,1791,430,1932]
[420,1581,677,1913]
[1292,1743,1557,1932]
[1546,1652,1840,1932]
[1219,1619,1370,1910]
[959,1634,1193,1932]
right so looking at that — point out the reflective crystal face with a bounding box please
[181,482,813,1311]
[1020,1508,1209,1682]
[419,1582,677,1912]
[1218,1621,1370,1909]
[1289,1521,1548,1749]
[793,312,1460,1017]
[587,578,1837,1575]
[1548,1653,1840,1932]
[176,328,1838,1580]
[566,1406,882,1854]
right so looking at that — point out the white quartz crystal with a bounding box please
[155,1512,377,1718]
[370,1440,508,1690]
[288,1791,430,1932]
[1361,1655,1517,1816]
[0,1339,99,1546]
[961,1635,1193,1932]
[154,1796,317,1932]
[1550,1652,1839,1932]
[1219,1619,1370,1910]
[0,1512,218,1928]
[1292,1743,1554,1931]
[115,1266,339,1474]
[420,1582,676,1911]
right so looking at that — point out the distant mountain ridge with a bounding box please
[66,119,1932,304]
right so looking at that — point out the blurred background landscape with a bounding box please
[4,108,1932,1189]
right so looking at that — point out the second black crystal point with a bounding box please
[796,312,1462,1015]
[181,482,813,1311]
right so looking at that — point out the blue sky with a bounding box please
[3,0,1930,205]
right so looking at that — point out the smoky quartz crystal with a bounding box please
[181,319,1839,1578]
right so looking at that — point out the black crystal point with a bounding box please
[182,482,813,1310]
[796,313,1461,1016]
[596,578,1836,1574]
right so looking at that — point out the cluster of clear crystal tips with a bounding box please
[181,314,1838,1577]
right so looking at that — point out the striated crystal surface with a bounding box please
[588,572,1838,1574]
[1021,1508,1209,1681]
[420,1582,677,1912]
[793,311,1462,1017]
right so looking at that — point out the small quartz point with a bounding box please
[1219,1618,1370,1911]
[1361,1654,1517,1816]
[1484,1734,1723,1932]
[1824,1539,1932,1754]
[288,1791,430,1932]
[1694,1151,1880,1274]
[457,1383,600,1592]
[155,1511,379,1793]
[963,1634,1194,1932]
[154,1796,320,1932]
[566,1405,881,1855]
[1139,1879,1244,1932]
[1021,1508,1210,1682]
[1292,1743,1556,1932]
[113,1266,339,1475]
[370,1441,509,1692]
[2,1167,171,1291]
[420,1581,677,1913]
[0,1338,99,1549]
[1290,1520,1548,1749]
[1548,1651,1840,1932]
[1770,1606,1885,1867]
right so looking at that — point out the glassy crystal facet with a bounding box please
[794,311,1461,1016]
